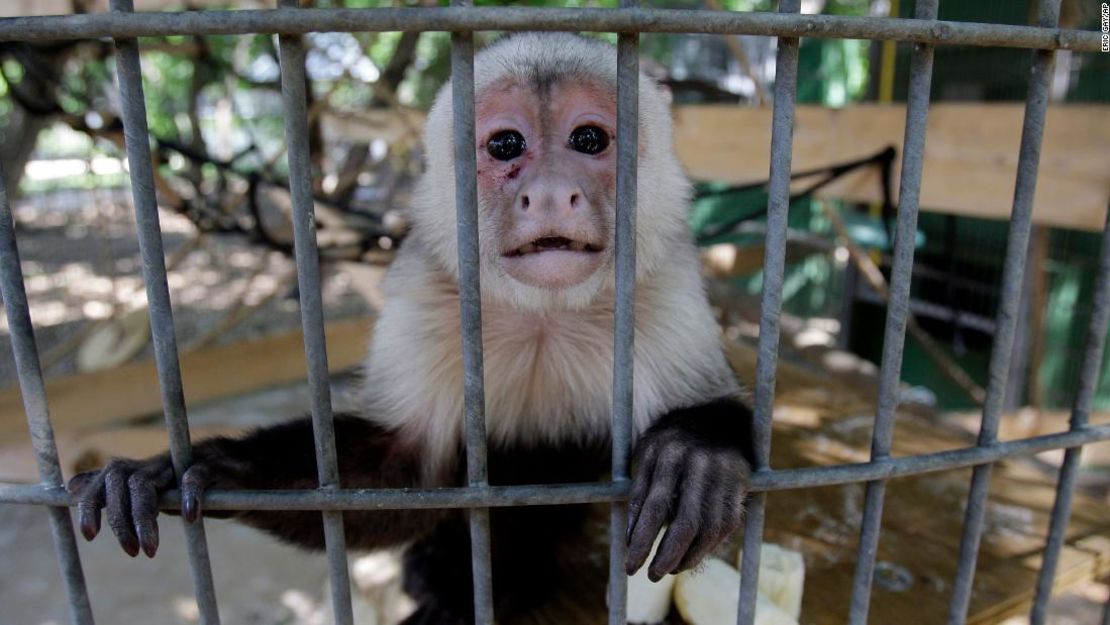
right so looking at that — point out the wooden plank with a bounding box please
[0,425,239,482]
[672,103,1110,232]
[0,317,373,444]
[505,339,1110,624]
[323,104,1110,231]
[495,338,1110,624]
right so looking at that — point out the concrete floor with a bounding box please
[0,503,335,625]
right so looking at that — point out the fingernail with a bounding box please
[183,495,197,522]
[138,527,158,558]
[79,515,97,541]
[122,537,140,558]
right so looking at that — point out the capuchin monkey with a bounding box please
[68,33,754,623]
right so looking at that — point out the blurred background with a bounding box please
[0,1,1107,624]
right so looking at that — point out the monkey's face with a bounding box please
[412,34,693,311]
[475,79,616,301]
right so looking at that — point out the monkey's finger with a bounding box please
[626,442,661,543]
[181,464,216,523]
[103,463,140,557]
[625,446,682,575]
[128,464,173,558]
[676,466,747,572]
[647,456,710,581]
[68,471,105,541]
[128,474,160,558]
[675,487,730,573]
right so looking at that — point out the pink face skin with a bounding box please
[475,79,617,291]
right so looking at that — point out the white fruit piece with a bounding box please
[625,533,677,624]
[749,543,805,619]
[674,557,798,625]
[627,564,678,624]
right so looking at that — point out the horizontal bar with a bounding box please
[4,424,1108,510]
[1,481,628,509]
[0,8,1100,51]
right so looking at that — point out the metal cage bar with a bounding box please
[609,2,641,620]
[1028,204,1110,624]
[0,8,1101,52]
[447,2,495,619]
[847,1,938,623]
[947,1,1063,623]
[108,1,221,622]
[4,423,1109,508]
[274,2,355,624]
[736,2,800,624]
[0,5,1108,625]
[0,167,95,625]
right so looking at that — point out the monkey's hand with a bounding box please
[66,438,247,558]
[66,415,437,557]
[625,399,753,581]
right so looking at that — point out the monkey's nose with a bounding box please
[516,182,584,217]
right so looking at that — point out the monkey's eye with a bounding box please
[486,130,526,161]
[569,125,610,155]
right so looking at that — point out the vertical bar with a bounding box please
[610,3,640,622]
[947,1,1061,623]
[274,2,354,624]
[737,1,800,624]
[0,166,95,625]
[1028,205,1110,624]
[847,2,938,623]
[108,2,221,622]
[447,4,493,622]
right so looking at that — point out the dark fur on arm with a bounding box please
[67,413,450,556]
[625,397,754,581]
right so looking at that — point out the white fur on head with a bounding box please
[408,32,692,310]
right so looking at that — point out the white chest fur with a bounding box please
[358,253,737,474]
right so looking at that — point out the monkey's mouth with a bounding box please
[503,236,603,257]
[500,235,607,289]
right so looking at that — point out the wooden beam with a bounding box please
[323,103,1109,231]
[672,103,1110,232]
[0,317,373,444]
